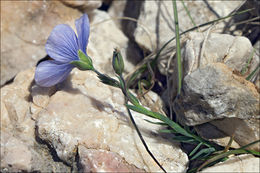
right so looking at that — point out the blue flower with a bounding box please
[35,14,90,87]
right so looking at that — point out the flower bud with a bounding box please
[112,48,124,75]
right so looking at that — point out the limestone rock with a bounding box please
[78,145,144,172]
[60,0,102,12]
[1,131,32,172]
[200,154,260,172]
[0,68,70,172]
[167,32,259,98]
[87,10,137,75]
[174,63,259,150]
[36,68,188,172]
[174,63,259,125]
[1,1,82,85]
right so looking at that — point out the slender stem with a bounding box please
[172,0,182,95]
[120,74,167,173]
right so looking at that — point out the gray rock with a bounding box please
[174,63,259,150]
[174,63,259,125]
[167,32,259,100]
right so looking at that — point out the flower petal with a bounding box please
[35,60,73,87]
[75,14,90,54]
[46,24,79,63]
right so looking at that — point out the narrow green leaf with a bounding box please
[181,0,198,30]
[126,104,193,137]
[144,119,168,126]
[190,147,215,160]
[127,90,140,106]
[189,142,203,156]
[197,140,260,171]
[246,65,259,81]
[158,129,177,133]
[241,49,255,75]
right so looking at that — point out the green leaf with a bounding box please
[190,147,216,160]
[197,140,260,172]
[125,104,193,137]
[96,73,120,88]
[127,91,140,106]
[158,129,177,133]
[189,142,203,156]
[246,65,259,81]
[145,119,168,126]
[172,136,196,143]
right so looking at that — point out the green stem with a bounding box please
[172,0,182,95]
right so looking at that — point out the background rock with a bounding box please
[88,10,140,75]
[200,154,260,172]
[0,1,81,86]
[60,0,102,12]
[111,1,242,52]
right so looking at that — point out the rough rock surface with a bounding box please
[35,68,188,172]
[174,63,259,150]
[200,154,260,172]
[0,68,70,172]
[78,145,144,172]
[1,68,189,172]
[168,32,259,98]
[0,1,83,85]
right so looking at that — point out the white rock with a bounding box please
[78,145,144,172]
[0,68,71,172]
[36,69,189,172]
[200,154,260,172]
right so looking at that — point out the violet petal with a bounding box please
[35,60,73,87]
[45,24,79,63]
[75,14,90,54]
